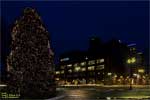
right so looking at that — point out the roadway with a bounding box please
[57,86,150,100]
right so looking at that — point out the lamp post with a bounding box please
[127,57,136,90]
[85,56,88,84]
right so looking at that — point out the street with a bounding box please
[57,86,150,100]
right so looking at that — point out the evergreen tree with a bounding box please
[6,7,56,99]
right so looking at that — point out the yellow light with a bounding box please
[55,78,59,81]
[56,71,60,74]
[131,57,136,63]
[138,69,144,73]
[120,76,123,78]
[81,68,86,71]
[67,64,72,67]
[127,57,136,64]
[80,62,86,66]
[127,59,131,64]
[133,73,137,76]
[75,67,80,71]
[114,75,117,78]
[107,73,112,76]
[88,66,94,70]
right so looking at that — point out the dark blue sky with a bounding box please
[1,1,149,64]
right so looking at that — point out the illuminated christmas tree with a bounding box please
[6,7,55,99]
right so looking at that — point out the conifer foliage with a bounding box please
[6,7,55,99]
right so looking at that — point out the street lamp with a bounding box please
[127,57,136,90]
[85,56,88,84]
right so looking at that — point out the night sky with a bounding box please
[1,1,149,65]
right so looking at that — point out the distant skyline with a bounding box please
[1,1,149,64]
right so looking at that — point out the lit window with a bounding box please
[97,65,104,70]
[81,67,86,71]
[74,63,78,67]
[67,64,72,67]
[101,59,104,63]
[80,62,86,66]
[88,60,95,65]
[88,66,95,70]
[138,69,144,73]
[55,78,59,81]
[75,67,80,72]
[68,69,72,73]
[61,70,64,74]
[56,71,60,74]
[97,59,104,64]
[107,72,112,76]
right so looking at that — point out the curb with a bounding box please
[46,95,66,100]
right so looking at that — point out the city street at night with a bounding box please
[1,0,149,99]
[56,86,150,100]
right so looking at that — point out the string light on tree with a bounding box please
[6,7,55,99]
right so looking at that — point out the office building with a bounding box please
[55,37,132,85]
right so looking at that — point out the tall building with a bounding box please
[127,43,137,74]
[137,52,145,74]
[126,43,148,84]
[55,38,130,85]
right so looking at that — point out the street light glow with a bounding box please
[131,57,136,63]
[127,59,131,64]
[127,57,136,64]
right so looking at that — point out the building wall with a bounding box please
[55,55,105,84]
[55,38,146,85]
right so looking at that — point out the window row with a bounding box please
[56,65,104,74]
[60,59,104,69]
